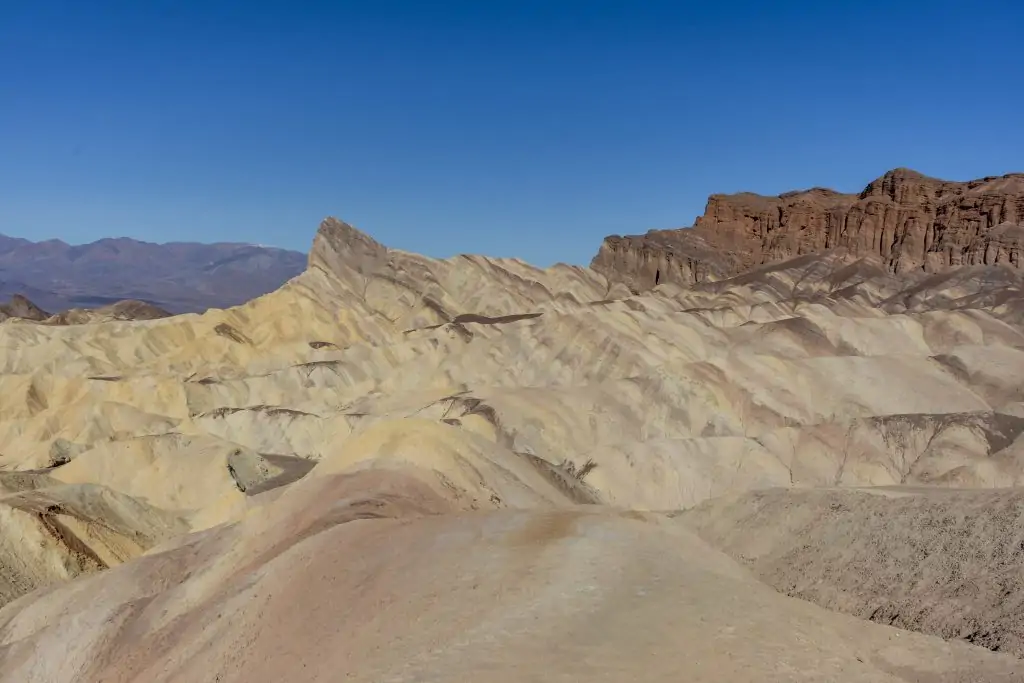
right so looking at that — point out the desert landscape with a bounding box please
[0,234,306,314]
[1,168,1024,681]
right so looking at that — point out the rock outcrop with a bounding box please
[43,299,172,325]
[0,294,49,321]
[0,295,171,325]
[307,217,389,281]
[593,168,1024,292]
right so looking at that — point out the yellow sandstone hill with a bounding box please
[1,217,1024,681]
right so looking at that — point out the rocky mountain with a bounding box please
[593,168,1024,293]
[0,234,307,313]
[2,211,1024,681]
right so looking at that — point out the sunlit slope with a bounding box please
[0,218,1022,679]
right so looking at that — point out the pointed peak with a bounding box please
[315,217,384,246]
[308,217,389,278]
[2,294,50,321]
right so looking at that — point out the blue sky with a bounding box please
[1,1,1022,265]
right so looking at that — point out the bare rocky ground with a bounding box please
[1,188,1024,680]
[684,487,1024,657]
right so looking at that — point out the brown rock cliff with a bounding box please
[593,168,1024,292]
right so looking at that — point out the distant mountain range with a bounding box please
[0,234,307,314]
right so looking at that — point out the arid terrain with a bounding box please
[0,234,306,313]
[1,168,1023,681]
[594,167,1024,290]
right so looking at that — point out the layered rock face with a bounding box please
[593,168,1024,292]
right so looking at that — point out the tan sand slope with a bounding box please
[0,471,186,607]
[0,217,1022,678]
[0,468,1020,683]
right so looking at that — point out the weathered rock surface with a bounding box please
[0,295,172,325]
[0,216,1023,680]
[42,299,172,325]
[3,468,1022,683]
[0,294,49,322]
[686,487,1024,658]
[593,168,1024,292]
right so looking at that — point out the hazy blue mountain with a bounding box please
[0,234,307,314]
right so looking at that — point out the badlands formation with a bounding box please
[1,169,1024,680]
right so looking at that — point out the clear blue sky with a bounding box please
[2,1,1022,265]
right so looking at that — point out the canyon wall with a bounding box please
[592,168,1024,292]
